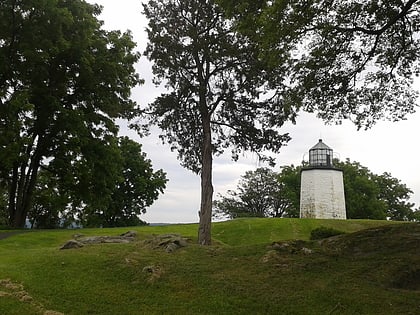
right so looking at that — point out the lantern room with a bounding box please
[309,139,333,167]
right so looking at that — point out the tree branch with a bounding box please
[335,0,419,35]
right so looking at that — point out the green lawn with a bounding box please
[0,218,418,315]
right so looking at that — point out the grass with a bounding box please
[0,218,418,314]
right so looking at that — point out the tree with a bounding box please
[28,136,168,228]
[409,207,420,221]
[276,165,301,218]
[28,169,70,229]
[373,172,415,221]
[214,166,300,219]
[218,0,420,129]
[0,182,8,227]
[336,160,388,219]
[0,0,141,227]
[213,168,287,218]
[142,0,293,244]
[83,136,168,227]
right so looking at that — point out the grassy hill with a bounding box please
[0,218,418,314]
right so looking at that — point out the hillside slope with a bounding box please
[0,219,418,314]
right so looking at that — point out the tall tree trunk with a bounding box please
[8,143,42,228]
[10,171,38,228]
[7,164,18,226]
[198,115,213,245]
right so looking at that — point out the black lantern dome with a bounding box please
[309,139,333,167]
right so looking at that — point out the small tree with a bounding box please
[374,172,415,221]
[276,165,302,218]
[142,0,292,244]
[337,160,388,220]
[409,208,420,221]
[213,167,292,218]
[84,137,168,227]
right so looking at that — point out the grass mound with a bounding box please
[319,222,420,257]
[0,219,418,314]
[319,223,420,293]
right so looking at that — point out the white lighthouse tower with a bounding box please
[299,139,346,219]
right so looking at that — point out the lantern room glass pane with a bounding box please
[309,148,333,167]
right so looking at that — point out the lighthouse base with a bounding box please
[300,168,346,219]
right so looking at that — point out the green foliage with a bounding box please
[28,170,70,229]
[0,0,141,227]
[276,165,302,217]
[335,159,415,220]
[218,0,420,129]
[83,136,168,228]
[213,167,299,219]
[410,208,420,221]
[310,226,345,240]
[335,160,388,219]
[28,137,167,228]
[373,172,415,221]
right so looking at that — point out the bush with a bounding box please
[310,226,345,240]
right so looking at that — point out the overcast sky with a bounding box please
[87,0,420,223]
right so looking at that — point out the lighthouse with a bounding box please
[299,139,346,219]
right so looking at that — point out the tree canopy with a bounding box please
[28,136,167,229]
[218,0,420,128]
[82,136,168,228]
[142,0,293,244]
[213,167,298,219]
[0,0,142,227]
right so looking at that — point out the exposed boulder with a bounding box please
[271,240,314,255]
[60,231,137,249]
[60,240,84,250]
[142,234,190,252]
[120,231,137,238]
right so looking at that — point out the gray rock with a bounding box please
[165,243,179,253]
[301,247,314,254]
[60,231,137,249]
[60,240,84,250]
[120,231,137,238]
[142,234,190,252]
